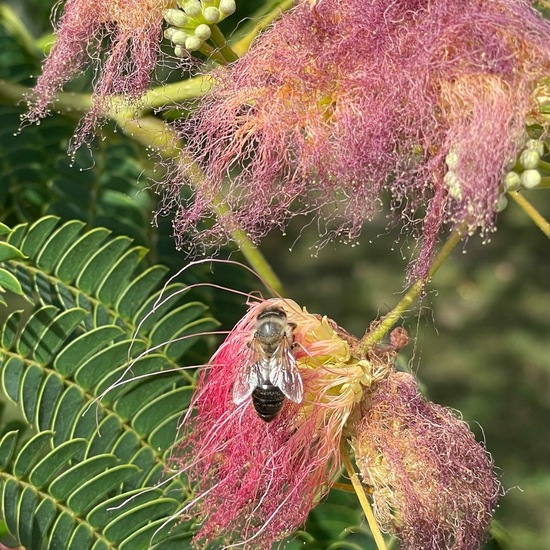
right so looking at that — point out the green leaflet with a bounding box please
[0,217,220,549]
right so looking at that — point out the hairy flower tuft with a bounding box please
[24,0,173,147]
[163,0,550,280]
[171,298,386,549]
[353,371,500,550]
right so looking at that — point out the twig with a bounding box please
[340,441,388,550]
[508,191,550,239]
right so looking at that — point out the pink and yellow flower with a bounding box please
[353,371,501,550]
[165,0,550,280]
[171,298,389,548]
[25,0,174,146]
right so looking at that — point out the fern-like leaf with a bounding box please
[0,217,219,549]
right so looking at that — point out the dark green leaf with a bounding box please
[13,431,53,478]
[30,439,87,488]
[49,455,118,501]
[0,430,19,470]
[66,464,139,516]
[54,325,126,377]
[35,220,87,272]
[19,216,60,258]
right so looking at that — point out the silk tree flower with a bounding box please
[352,371,500,550]
[170,298,391,549]
[24,0,174,146]
[164,0,550,280]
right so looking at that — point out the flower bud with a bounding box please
[195,23,212,41]
[182,0,201,17]
[525,138,545,157]
[219,0,237,17]
[203,6,221,24]
[521,169,542,189]
[519,149,540,169]
[185,35,203,51]
[163,8,187,27]
[495,194,508,212]
[503,171,521,191]
[443,171,462,200]
[170,30,189,45]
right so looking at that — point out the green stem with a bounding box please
[0,79,92,114]
[508,191,550,239]
[198,41,229,65]
[537,159,550,173]
[112,109,284,295]
[209,25,239,63]
[233,0,296,55]
[143,76,213,110]
[340,441,388,550]
[356,230,463,353]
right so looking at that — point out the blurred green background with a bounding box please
[1,0,549,548]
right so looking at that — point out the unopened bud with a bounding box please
[183,0,201,17]
[525,139,545,157]
[185,35,203,51]
[195,24,212,41]
[519,149,540,170]
[495,195,508,212]
[203,6,221,23]
[520,169,541,189]
[171,30,189,45]
[503,171,520,191]
[174,45,186,57]
[163,8,187,27]
[219,0,237,17]
[164,27,177,40]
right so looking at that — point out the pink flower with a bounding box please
[24,0,173,147]
[170,298,388,549]
[352,371,500,550]
[164,0,550,280]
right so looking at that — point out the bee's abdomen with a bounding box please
[252,384,284,422]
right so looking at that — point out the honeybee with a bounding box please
[232,305,303,422]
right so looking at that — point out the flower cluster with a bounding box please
[171,298,499,549]
[171,298,389,548]
[353,371,501,549]
[24,0,173,147]
[163,0,236,56]
[164,0,550,280]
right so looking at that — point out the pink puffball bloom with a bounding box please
[25,0,174,145]
[353,371,501,550]
[165,0,550,280]
[170,298,390,549]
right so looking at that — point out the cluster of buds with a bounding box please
[163,0,236,55]
[172,298,500,549]
[503,139,548,190]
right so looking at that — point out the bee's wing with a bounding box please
[270,341,303,403]
[232,342,263,405]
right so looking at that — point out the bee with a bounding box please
[232,305,303,422]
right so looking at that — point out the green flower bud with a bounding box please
[445,149,459,171]
[163,8,188,28]
[443,171,462,200]
[520,169,541,189]
[525,139,545,157]
[195,24,212,41]
[183,0,201,18]
[186,35,203,51]
[503,171,520,191]
[164,27,177,41]
[203,6,221,24]
[171,30,189,46]
[495,194,508,212]
[219,0,237,17]
[174,45,186,57]
[519,149,540,170]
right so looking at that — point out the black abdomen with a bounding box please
[252,384,285,422]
